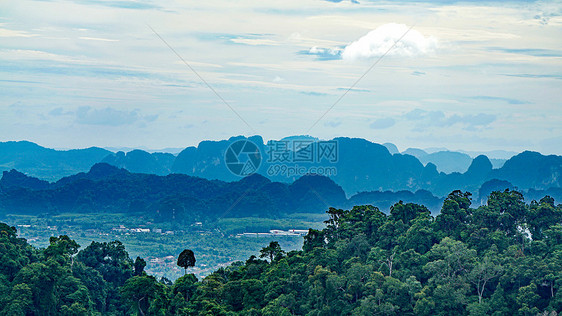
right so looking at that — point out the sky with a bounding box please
[1,0,561,155]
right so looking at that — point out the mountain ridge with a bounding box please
[1,163,561,220]
[1,138,560,199]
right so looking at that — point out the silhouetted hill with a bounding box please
[0,169,50,191]
[0,141,111,181]
[330,138,430,194]
[402,147,428,159]
[461,155,494,192]
[401,147,473,173]
[419,151,473,173]
[6,163,559,217]
[466,155,493,176]
[458,149,517,160]
[0,164,349,220]
[172,136,266,182]
[526,187,562,203]
[53,163,131,188]
[382,142,399,154]
[289,174,347,212]
[171,137,441,193]
[102,150,175,175]
[2,139,561,201]
[0,165,451,220]
[490,151,562,189]
[477,179,516,205]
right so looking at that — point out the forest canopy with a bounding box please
[1,189,562,315]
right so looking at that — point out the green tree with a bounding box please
[477,189,527,236]
[434,190,472,240]
[0,223,35,281]
[424,238,475,315]
[467,256,503,304]
[3,283,32,316]
[44,235,80,259]
[134,256,146,276]
[121,275,165,316]
[172,273,198,302]
[260,241,284,263]
[77,240,134,286]
[528,196,562,240]
[425,237,476,283]
[516,283,540,315]
[390,201,431,225]
[303,229,325,252]
[177,249,196,275]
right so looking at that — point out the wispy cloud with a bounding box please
[0,25,37,38]
[49,107,72,116]
[369,117,396,129]
[487,47,562,57]
[335,87,370,93]
[324,0,359,4]
[325,120,342,128]
[197,33,278,46]
[404,109,496,131]
[74,0,161,10]
[75,107,156,126]
[78,36,119,42]
[230,37,279,46]
[300,91,329,96]
[411,71,426,76]
[469,95,529,105]
[502,73,562,80]
[300,46,343,60]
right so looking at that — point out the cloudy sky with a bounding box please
[1,0,561,154]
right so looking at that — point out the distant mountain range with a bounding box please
[0,163,444,220]
[396,146,507,172]
[1,163,559,221]
[1,138,561,200]
[0,141,111,181]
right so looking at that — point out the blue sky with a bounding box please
[1,0,561,154]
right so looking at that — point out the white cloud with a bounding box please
[306,46,343,60]
[78,36,119,42]
[0,27,37,38]
[230,38,279,46]
[342,23,438,61]
[0,49,89,63]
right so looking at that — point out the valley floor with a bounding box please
[1,212,326,280]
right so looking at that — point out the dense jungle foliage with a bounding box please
[1,189,562,315]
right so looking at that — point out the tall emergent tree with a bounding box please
[134,256,146,276]
[260,241,284,263]
[177,249,196,275]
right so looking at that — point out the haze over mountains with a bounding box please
[0,163,444,218]
[2,137,513,181]
[0,141,111,181]
[1,137,561,205]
